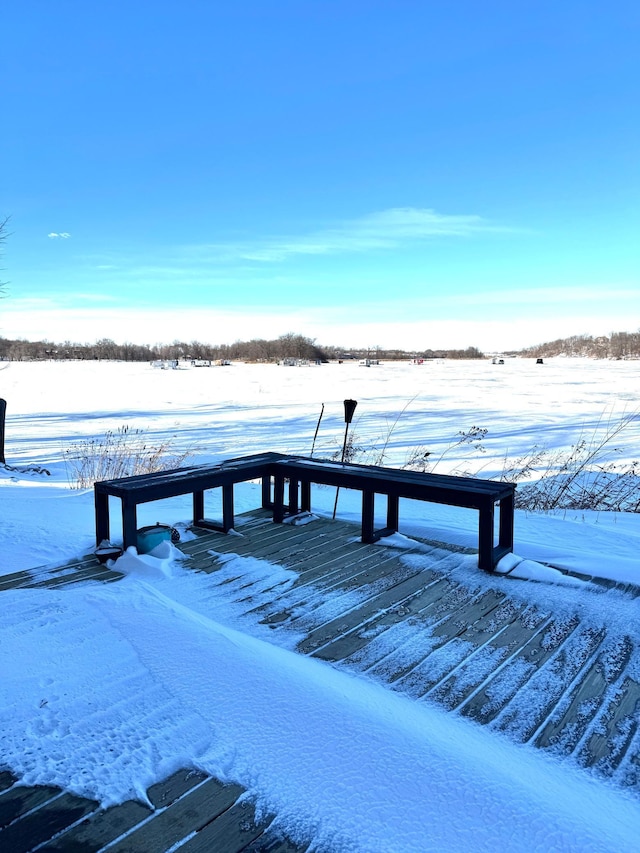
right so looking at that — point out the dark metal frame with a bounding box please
[94,452,515,572]
[0,398,6,465]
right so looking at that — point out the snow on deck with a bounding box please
[2,511,640,852]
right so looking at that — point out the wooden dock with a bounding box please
[2,510,640,852]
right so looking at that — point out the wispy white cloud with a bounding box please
[195,207,519,264]
[48,232,71,239]
[60,207,519,282]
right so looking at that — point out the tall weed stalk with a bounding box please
[65,425,194,488]
[500,410,639,512]
[325,402,639,513]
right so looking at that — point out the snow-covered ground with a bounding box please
[1,358,640,851]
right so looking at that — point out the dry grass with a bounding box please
[327,407,640,513]
[498,411,640,512]
[65,425,195,489]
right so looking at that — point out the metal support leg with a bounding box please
[95,489,110,545]
[499,493,514,553]
[222,484,234,531]
[478,503,495,572]
[262,475,272,508]
[288,478,299,516]
[273,475,285,523]
[193,490,204,524]
[301,480,311,512]
[362,491,375,543]
[121,498,138,551]
[386,495,399,533]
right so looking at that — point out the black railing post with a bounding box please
[0,398,6,465]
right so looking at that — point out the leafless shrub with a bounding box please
[499,410,640,512]
[326,424,488,474]
[403,426,488,474]
[327,431,376,465]
[320,399,640,513]
[65,425,195,489]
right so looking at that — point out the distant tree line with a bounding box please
[0,333,325,363]
[0,334,485,363]
[514,331,640,360]
[324,345,484,361]
[4,329,640,362]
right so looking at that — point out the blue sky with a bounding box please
[2,1,638,351]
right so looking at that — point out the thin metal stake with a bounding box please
[332,399,357,519]
[310,403,325,458]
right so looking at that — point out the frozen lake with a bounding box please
[2,357,638,477]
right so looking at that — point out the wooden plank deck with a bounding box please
[2,509,640,852]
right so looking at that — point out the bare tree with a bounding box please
[0,216,10,295]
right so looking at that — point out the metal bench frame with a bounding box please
[95,452,515,572]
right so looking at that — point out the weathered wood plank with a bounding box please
[194,527,365,587]
[381,589,509,699]
[0,771,17,794]
[579,676,640,770]
[458,614,577,726]
[294,558,442,656]
[28,566,123,589]
[203,536,434,632]
[38,800,152,853]
[212,521,364,575]
[430,603,549,711]
[306,568,458,662]
[37,770,209,853]
[533,636,632,756]
[146,768,211,808]
[243,830,311,852]
[105,778,244,853]
[0,569,41,590]
[0,556,123,592]
[187,541,396,630]
[183,513,324,560]
[492,623,605,743]
[187,523,357,586]
[0,790,99,853]
[0,783,62,829]
[324,556,483,671]
[177,797,269,852]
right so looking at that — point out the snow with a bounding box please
[1,358,640,850]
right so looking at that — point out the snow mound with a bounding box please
[113,541,189,579]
